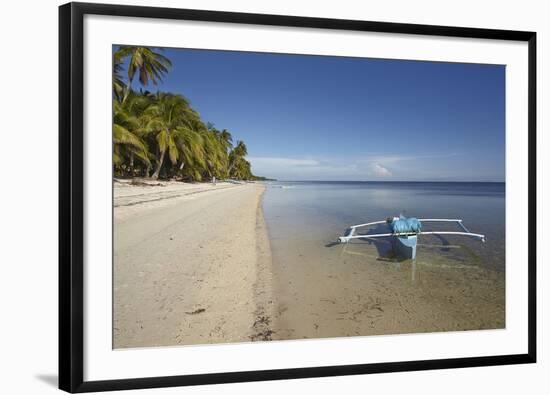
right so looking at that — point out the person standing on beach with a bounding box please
[212,176,216,185]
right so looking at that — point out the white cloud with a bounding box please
[249,156,357,180]
[248,157,320,167]
[363,152,461,165]
[372,163,392,177]
[248,152,460,180]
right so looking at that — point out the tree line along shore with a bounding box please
[113,46,271,182]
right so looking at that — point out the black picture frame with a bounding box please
[59,2,537,392]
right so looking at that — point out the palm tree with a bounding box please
[174,127,206,180]
[115,46,172,103]
[232,140,248,157]
[170,109,207,178]
[113,124,150,170]
[228,140,248,176]
[113,51,126,102]
[230,156,253,180]
[111,48,261,181]
[113,93,152,175]
[200,129,228,179]
[143,93,192,179]
[218,129,233,152]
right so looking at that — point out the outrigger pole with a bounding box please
[338,219,486,244]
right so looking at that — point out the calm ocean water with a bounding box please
[263,181,505,270]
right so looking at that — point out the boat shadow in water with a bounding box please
[326,224,401,262]
[327,225,481,264]
[432,234,451,252]
[360,224,395,260]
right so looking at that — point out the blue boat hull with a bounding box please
[393,235,417,260]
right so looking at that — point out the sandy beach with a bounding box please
[113,180,274,348]
[114,180,504,348]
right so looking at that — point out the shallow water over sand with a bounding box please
[262,182,505,340]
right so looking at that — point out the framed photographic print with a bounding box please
[59,2,537,392]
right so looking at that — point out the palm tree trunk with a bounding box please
[129,153,135,176]
[151,149,166,179]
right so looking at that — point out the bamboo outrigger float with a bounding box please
[338,216,485,260]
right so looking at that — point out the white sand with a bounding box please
[113,181,273,348]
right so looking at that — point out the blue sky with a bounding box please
[120,47,505,181]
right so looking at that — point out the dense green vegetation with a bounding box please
[113,46,262,181]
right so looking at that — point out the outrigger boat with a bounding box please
[338,215,485,260]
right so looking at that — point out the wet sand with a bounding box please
[113,181,273,348]
[269,234,505,340]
